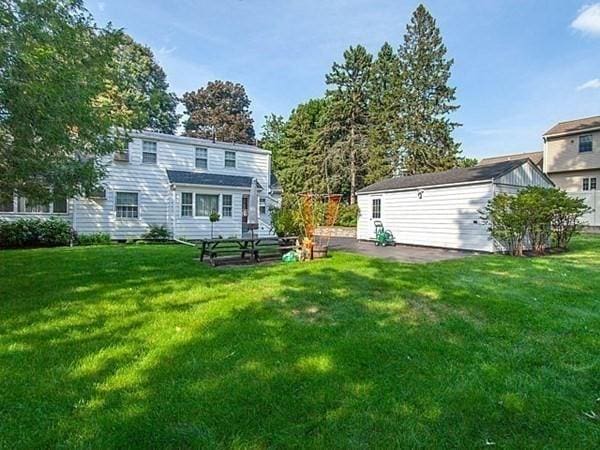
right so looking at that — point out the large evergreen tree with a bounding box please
[397,4,461,175]
[112,35,179,134]
[182,81,255,144]
[259,114,286,160]
[276,99,327,195]
[366,42,402,184]
[323,45,372,203]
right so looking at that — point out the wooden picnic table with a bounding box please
[198,236,298,266]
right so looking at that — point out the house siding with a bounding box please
[1,132,277,240]
[544,131,600,174]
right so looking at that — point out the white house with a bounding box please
[356,158,553,252]
[0,131,282,240]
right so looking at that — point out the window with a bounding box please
[181,192,193,216]
[0,196,14,212]
[88,187,106,199]
[259,198,266,215]
[222,194,232,217]
[579,135,593,153]
[115,192,139,218]
[224,151,236,168]
[584,177,597,191]
[195,147,208,169]
[372,198,381,219]
[592,178,598,190]
[17,198,50,213]
[53,197,68,213]
[195,194,219,217]
[142,140,157,164]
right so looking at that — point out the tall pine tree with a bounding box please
[397,4,461,175]
[366,42,402,184]
[323,45,372,203]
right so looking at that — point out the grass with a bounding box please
[1,236,599,449]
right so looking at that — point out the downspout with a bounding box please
[71,197,77,247]
[170,183,195,247]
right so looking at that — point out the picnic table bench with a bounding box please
[198,236,298,266]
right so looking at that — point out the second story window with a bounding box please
[224,151,236,168]
[579,135,593,153]
[142,140,157,164]
[195,147,208,169]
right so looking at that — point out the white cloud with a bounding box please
[577,78,600,90]
[572,3,600,35]
[97,2,105,12]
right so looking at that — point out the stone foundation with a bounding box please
[314,226,356,238]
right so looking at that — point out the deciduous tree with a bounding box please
[182,80,255,144]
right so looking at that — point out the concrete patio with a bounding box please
[326,237,479,263]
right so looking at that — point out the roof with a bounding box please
[358,159,532,194]
[166,170,263,190]
[127,130,270,155]
[543,115,600,137]
[479,151,543,167]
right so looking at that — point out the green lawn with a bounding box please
[1,237,599,449]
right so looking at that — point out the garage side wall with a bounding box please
[357,182,495,252]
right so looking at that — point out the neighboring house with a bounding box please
[0,131,281,240]
[356,158,553,252]
[479,151,543,168]
[542,116,600,227]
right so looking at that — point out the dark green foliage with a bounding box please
[481,187,590,256]
[77,232,111,246]
[335,203,359,227]
[269,198,302,237]
[323,45,372,202]
[274,99,329,195]
[0,0,143,204]
[0,218,73,248]
[182,81,255,144]
[457,157,479,168]
[366,42,401,185]
[112,35,179,134]
[142,224,171,241]
[396,4,462,175]
[259,114,286,157]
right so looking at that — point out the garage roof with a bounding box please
[358,159,530,194]
[166,170,263,189]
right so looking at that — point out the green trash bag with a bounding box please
[282,250,299,262]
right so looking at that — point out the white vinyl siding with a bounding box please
[142,141,157,164]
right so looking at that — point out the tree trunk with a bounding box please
[349,125,356,205]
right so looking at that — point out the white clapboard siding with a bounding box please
[496,161,553,188]
[357,182,494,252]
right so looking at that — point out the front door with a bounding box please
[242,194,249,233]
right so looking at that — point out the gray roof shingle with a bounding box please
[479,151,543,167]
[543,116,600,136]
[358,159,531,194]
[166,170,263,189]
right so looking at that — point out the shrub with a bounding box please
[0,218,74,249]
[270,205,302,237]
[142,224,171,241]
[335,203,359,227]
[481,187,591,256]
[77,232,111,246]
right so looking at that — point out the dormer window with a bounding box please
[142,140,157,164]
[224,151,236,168]
[195,147,208,169]
[579,135,593,153]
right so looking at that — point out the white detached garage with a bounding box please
[356,158,554,252]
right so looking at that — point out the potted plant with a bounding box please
[209,211,220,238]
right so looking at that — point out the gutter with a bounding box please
[543,126,600,139]
[357,179,493,196]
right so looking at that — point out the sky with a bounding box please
[86,0,600,160]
